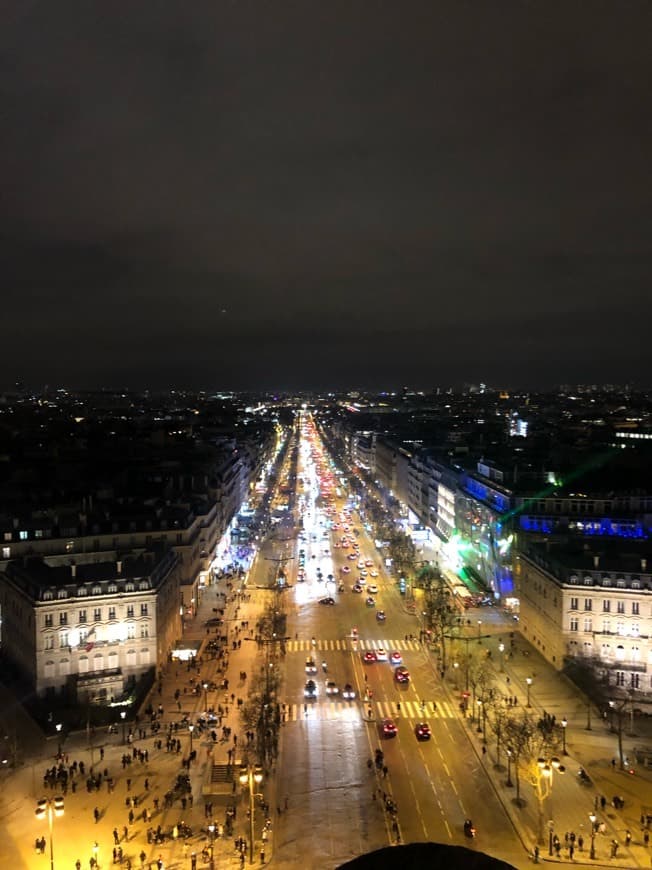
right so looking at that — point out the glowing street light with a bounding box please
[526,676,533,708]
[189,724,194,755]
[477,619,482,643]
[506,747,513,787]
[120,710,127,745]
[203,681,209,712]
[561,717,568,755]
[35,795,64,870]
[498,642,505,672]
[453,661,459,689]
[589,812,597,859]
[239,764,264,865]
[55,723,63,757]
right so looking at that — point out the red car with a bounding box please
[415,722,431,741]
[382,718,398,738]
[394,667,410,684]
[363,651,377,663]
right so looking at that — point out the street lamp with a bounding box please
[189,724,194,755]
[453,661,459,689]
[55,723,63,757]
[506,747,513,787]
[498,642,505,672]
[537,756,564,851]
[526,676,533,707]
[239,763,264,865]
[35,795,64,870]
[203,682,209,712]
[207,821,216,869]
[476,700,483,734]
[120,711,126,745]
[589,812,597,859]
[477,619,482,643]
[561,717,567,755]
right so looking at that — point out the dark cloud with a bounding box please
[1,1,651,390]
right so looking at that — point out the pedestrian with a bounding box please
[94,807,100,823]
[123,825,128,841]
[533,844,539,863]
[625,830,632,846]
[577,834,584,851]
[569,844,574,859]
[114,828,120,845]
[643,830,649,847]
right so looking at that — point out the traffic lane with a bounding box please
[276,707,388,867]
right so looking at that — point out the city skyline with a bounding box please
[2,3,652,391]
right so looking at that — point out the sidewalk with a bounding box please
[438,613,652,868]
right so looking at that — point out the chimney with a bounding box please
[117,560,122,574]
[593,555,600,569]
[642,558,647,572]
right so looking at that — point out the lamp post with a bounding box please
[561,717,567,755]
[453,661,459,689]
[189,724,194,755]
[506,747,513,787]
[55,723,63,758]
[526,677,533,708]
[239,764,264,865]
[537,756,564,851]
[207,821,216,869]
[35,795,64,870]
[498,642,505,672]
[477,619,482,643]
[120,711,126,745]
[203,682,209,713]
[589,812,597,859]
[476,700,483,734]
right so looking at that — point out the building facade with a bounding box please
[0,549,181,703]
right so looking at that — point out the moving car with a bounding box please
[341,565,351,574]
[415,722,431,740]
[369,570,379,578]
[363,651,377,663]
[382,718,398,738]
[394,666,410,683]
[390,651,402,665]
[304,680,318,699]
[352,584,363,593]
[305,658,317,673]
[375,648,388,661]
[365,596,375,607]
[367,584,378,594]
[342,684,356,700]
[376,610,386,622]
[319,597,335,605]
[325,680,339,695]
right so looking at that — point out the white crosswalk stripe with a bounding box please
[283,698,455,722]
[285,639,421,653]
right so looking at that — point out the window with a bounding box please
[59,613,68,626]
[616,621,625,636]
[631,646,640,661]
[631,623,640,637]
[615,671,625,687]
[584,577,592,586]
[93,608,102,622]
[92,586,102,595]
[78,587,87,596]
[603,600,611,613]
[584,618,593,633]
[19,530,28,540]
[59,631,69,648]
[3,532,11,542]
[35,529,43,538]
[44,614,53,628]
[2,546,10,559]
[632,602,640,616]
[43,591,53,601]
[126,605,134,618]
[631,673,640,690]
[108,607,116,620]
[125,583,135,592]
[140,624,149,638]
[79,610,87,624]
[569,617,578,632]
[584,599,592,611]
[602,620,611,634]
[44,635,54,650]
[108,584,117,594]
[570,597,578,611]
[617,601,625,614]
[127,623,136,639]
[140,604,148,617]
[139,581,149,591]
[57,589,68,600]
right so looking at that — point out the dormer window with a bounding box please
[57,589,68,600]
[125,582,135,592]
[92,586,102,595]
[108,584,117,594]
[78,587,88,596]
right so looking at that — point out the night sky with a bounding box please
[2,2,651,392]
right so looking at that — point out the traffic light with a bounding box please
[35,798,47,820]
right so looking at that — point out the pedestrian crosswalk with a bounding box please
[283,698,455,722]
[288,638,421,653]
